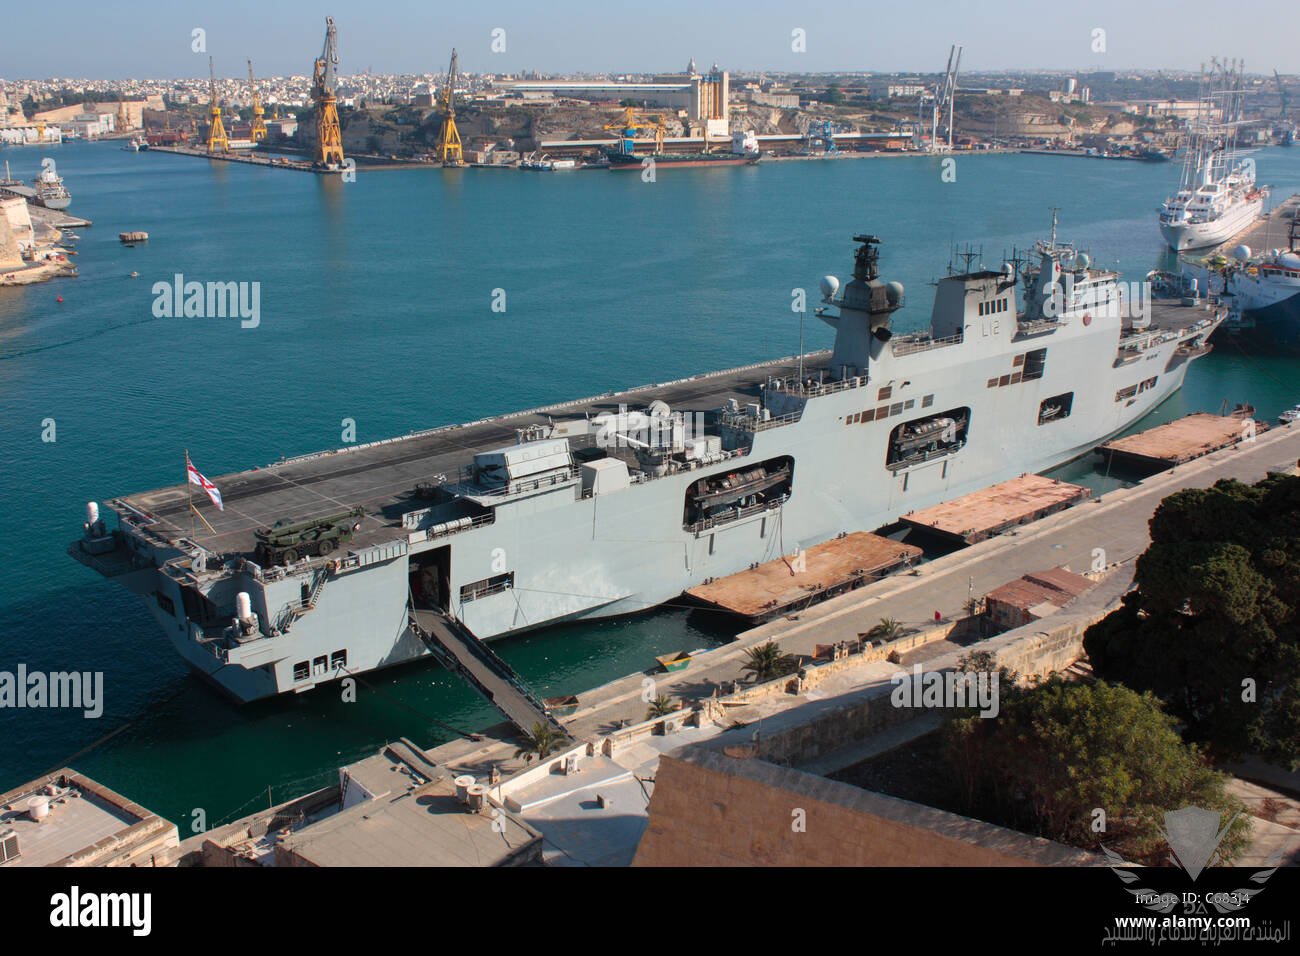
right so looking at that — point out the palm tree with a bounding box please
[514,722,567,764]
[741,641,798,682]
[866,617,905,643]
[646,694,677,720]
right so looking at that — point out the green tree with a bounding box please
[1084,475,1300,768]
[513,722,567,764]
[866,617,905,643]
[943,679,1250,865]
[646,694,677,720]
[741,641,798,682]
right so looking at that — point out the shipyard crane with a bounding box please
[247,59,267,142]
[436,48,464,167]
[311,16,344,168]
[602,105,665,156]
[930,44,961,152]
[206,57,229,154]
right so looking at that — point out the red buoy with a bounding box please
[57,295,63,303]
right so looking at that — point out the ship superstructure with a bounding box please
[72,227,1224,703]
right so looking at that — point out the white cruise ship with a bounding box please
[1158,61,1267,251]
[1159,150,1266,251]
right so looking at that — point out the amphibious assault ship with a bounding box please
[71,226,1225,703]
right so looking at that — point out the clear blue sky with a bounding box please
[2,0,1295,79]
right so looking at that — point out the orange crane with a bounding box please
[206,57,229,154]
[436,48,463,166]
[247,59,267,142]
[311,16,344,168]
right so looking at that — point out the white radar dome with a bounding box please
[1234,244,1252,261]
[885,281,905,305]
[819,275,840,298]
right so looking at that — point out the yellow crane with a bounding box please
[311,16,344,168]
[206,57,229,154]
[602,105,665,157]
[247,59,267,141]
[436,48,463,166]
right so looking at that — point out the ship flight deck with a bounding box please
[110,353,824,559]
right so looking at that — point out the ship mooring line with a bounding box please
[36,681,194,781]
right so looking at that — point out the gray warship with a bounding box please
[72,226,1225,704]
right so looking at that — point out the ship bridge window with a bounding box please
[887,407,970,469]
[1038,392,1073,425]
[293,661,309,682]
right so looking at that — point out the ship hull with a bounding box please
[1221,294,1300,351]
[104,321,1212,704]
[1159,196,1263,251]
[605,153,759,170]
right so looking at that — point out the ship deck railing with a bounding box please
[686,496,787,534]
[1015,317,1062,337]
[718,409,802,433]
[890,331,964,357]
[406,512,497,545]
[447,465,581,500]
[765,373,869,399]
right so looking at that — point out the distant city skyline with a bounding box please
[1,0,1297,80]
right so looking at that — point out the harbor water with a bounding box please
[2,141,1299,825]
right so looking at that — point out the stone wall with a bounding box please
[632,600,1119,867]
[633,750,1096,867]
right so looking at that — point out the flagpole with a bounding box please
[185,447,195,543]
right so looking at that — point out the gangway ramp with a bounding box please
[410,608,565,740]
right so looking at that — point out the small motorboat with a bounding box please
[655,651,693,673]
[1279,405,1300,425]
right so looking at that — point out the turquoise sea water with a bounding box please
[1,142,1298,825]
